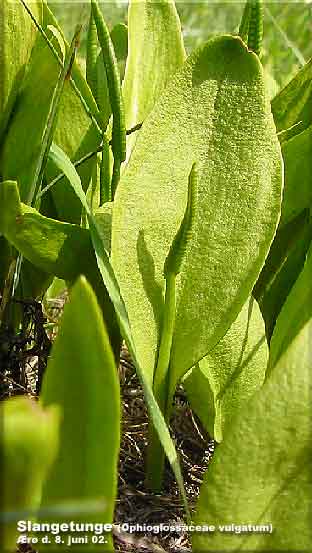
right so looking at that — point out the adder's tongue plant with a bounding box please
[2,0,312,549]
[111,33,283,489]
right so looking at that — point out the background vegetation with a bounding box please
[48,1,312,90]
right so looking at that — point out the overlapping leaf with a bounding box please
[39,277,120,550]
[0,181,97,282]
[112,35,283,389]
[193,243,312,552]
[1,397,59,551]
[280,125,312,226]
[0,180,120,356]
[272,57,312,140]
[0,1,101,223]
[183,297,268,442]
[0,0,42,139]
[254,210,312,339]
[122,0,186,158]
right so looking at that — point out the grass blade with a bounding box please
[27,25,81,207]
[20,0,101,132]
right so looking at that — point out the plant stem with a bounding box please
[145,272,176,492]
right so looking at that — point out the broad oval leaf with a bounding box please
[183,297,268,442]
[39,277,120,550]
[0,0,42,138]
[112,35,283,388]
[192,243,312,552]
[122,0,185,158]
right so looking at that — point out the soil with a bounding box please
[0,295,215,553]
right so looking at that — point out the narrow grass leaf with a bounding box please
[100,134,111,204]
[28,26,82,206]
[86,11,99,102]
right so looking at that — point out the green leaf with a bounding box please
[111,36,283,392]
[0,397,59,550]
[254,210,312,339]
[0,181,97,283]
[0,180,121,358]
[39,277,120,550]
[280,125,312,226]
[122,0,185,157]
[0,0,42,139]
[0,236,12,291]
[183,297,268,442]
[19,260,52,300]
[267,241,312,373]
[45,277,67,301]
[193,243,312,552]
[272,57,312,139]
[0,1,101,223]
[28,25,83,207]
